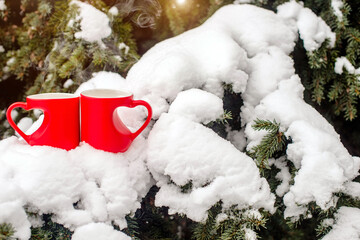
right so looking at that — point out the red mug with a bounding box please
[80,89,152,153]
[6,93,80,150]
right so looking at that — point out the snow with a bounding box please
[322,207,360,240]
[75,71,128,95]
[244,228,257,240]
[334,56,360,75]
[26,114,43,135]
[1,2,360,238]
[242,46,295,107]
[3,65,10,73]
[0,45,4,53]
[322,218,335,228]
[72,223,130,240]
[269,157,291,197]
[70,0,112,47]
[128,1,358,225]
[108,6,119,16]
[15,117,33,138]
[226,128,247,151]
[331,0,344,22]
[168,89,224,124]
[277,0,336,51]
[7,57,16,66]
[244,75,360,219]
[127,4,296,118]
[343,180,360,199]
[10,109,18,120]
[0,137,151,239]
[118,43,130,55]
[63,79,74,88]
[246,209,262,219]
[147,113,275,221]
[0,0,6,11]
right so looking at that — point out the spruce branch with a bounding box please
[192,203,221,240]
[33,214,72,240]
[218,110,233,125]
[193,203,267,240]
[0,223,15,240]
[249,119,288,170]
[315,219,333,238]
[217,208,266,240]
[123,215,141,240]
[30,227,52,240]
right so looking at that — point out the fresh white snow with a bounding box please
[277,0,336,51]
[147,113,275,222]
[70,0,112,47]
[118,43,130,55]
[1,2,360,239]
[72,223,131,240]
[334,56,360,75]
[74,71,128,95]
[15,117,33,138]
[168,89,224,124]
[331,0,344,22]
[127,0,359,231]
[0,137,151,239]
[322,207,360,240]
[63,79,74,88]
[269,157,291,197]
[108,6,119,16]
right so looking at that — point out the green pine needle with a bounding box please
[0,223,16,240]
[250,119,288,170]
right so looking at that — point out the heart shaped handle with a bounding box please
[6,102,30,143]
[129,100,152,140]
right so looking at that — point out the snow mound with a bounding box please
[277,0,336,51]
[72,223,131,240]
[127,4,298,118]
[322,207,360,240]
[0,137,151,239]
[244,75,360,219]
[127,1,359,224]
[147,113,275,222]
[168,89,224,124]
[75,71,128,95]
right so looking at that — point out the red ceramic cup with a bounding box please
[6,93,80,150]
[80,89,152,153]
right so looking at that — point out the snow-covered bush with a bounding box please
[126,2,360,238]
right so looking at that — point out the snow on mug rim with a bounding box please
[27,93,78,100]
[80,89,132,98]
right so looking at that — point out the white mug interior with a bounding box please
[28,93,78,99]
[81,89,132,98]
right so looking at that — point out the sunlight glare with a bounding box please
[176,0,187,5]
